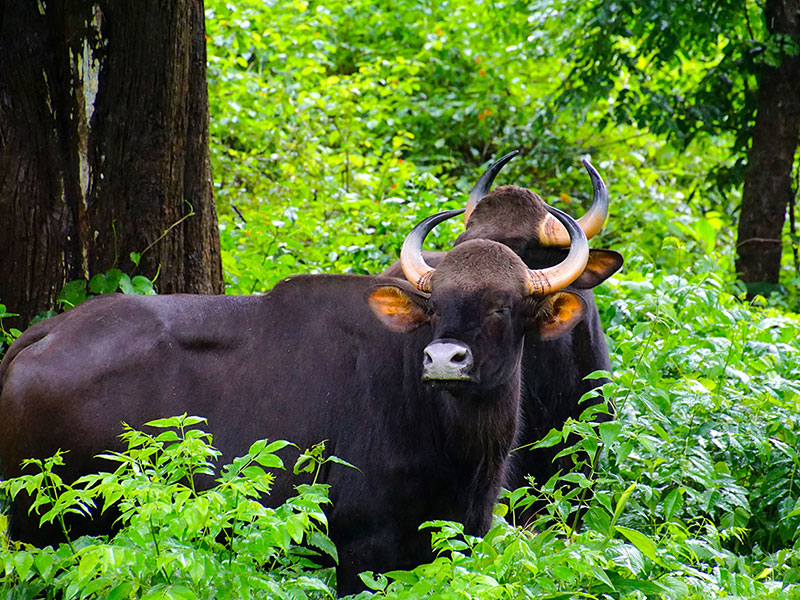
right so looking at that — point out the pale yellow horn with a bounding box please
[538,158,609,246]
[527,205,589,295]
[400,209,465,292]
[464,150,519,224]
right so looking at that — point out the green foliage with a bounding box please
[557,0,761,149]
[205,0,796,296]
[206,0,645,294]
[0,268,162,339]
[0,304,21,356]
[600,267,800,552]
[552,0,800,195]
[0,415,335,599]
[56,269,157,311]
[3,1,800,597]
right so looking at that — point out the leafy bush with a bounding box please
[0,415,336,599]
[0,304,21,356]
[205,0,765,299]
[56,269,157,310]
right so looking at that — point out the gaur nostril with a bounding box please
[451,349,467,364]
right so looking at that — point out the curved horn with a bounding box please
[527,205,589,295]
[538,158,609,246]
[464,150,520,224]
[401,209,465,292]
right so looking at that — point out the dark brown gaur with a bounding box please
[1,205,592,595]
[381,152,623,525]
[462,150,610,251]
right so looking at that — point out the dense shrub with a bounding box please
[1,415,336,599]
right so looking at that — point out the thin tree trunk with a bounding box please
[0,0,223,330]
[736,0,800,292]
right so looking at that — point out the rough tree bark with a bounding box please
[736,0,800,292]
[0,0,223,329]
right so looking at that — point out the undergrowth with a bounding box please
[0,416,336,599]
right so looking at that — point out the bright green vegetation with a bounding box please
[3,1,800,597]
[1,416,338,598]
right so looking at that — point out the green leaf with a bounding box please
[264,439,292,454]
[591,566,616,591]
[58,279,88,308]
[286,514,306,544]
[169,585,199,600]
[78,551,100,581]
[611,483,635,528]
[531,427,563,449]
[324,455,359,471]
[293,453,314,475]
[34,551,54,578]
[118,274,135,294]
[693,218,716,253]
[307,530,338,563]
[615,525,664,566]
[141,585,198,600]
[360,571,389,591]
[108,582,136,600]
[248,439,267,455]
[89,273,116,294]
[254,453,285,469]
[131,275,156,295]
[598,421,622,448]
[242,465,267,480]
[105,268,123,290]
[13,551,34,581]
[583,369,611,380]
[146,415,184,428]
[662,487,684,521]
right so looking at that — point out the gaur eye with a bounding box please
[491,307,511,316]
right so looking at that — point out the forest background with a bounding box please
[2,0,800,598]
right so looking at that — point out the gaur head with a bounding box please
[366,206,590,394]
[461,150,623,287]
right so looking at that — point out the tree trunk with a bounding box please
[0,0,223,330]
[735,0,800,293]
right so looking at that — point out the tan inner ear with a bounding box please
[534,291,586,340]
[551,292,583,321]
[367,286,429,333]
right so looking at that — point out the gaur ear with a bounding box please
[366,281,430,333]
[570,249,624,289]
[526,291,587,340]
